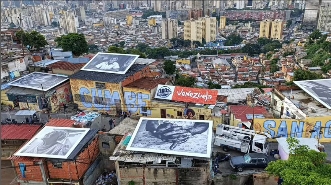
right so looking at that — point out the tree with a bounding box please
[16,30,48,50]
[51,21,59,27]
[9,22,16,28]
[55,33,88,56]
[119,41,125,48]
[294,69,323,81]
[175,74,196,87]
[241,44,261,56]
[88,44,99,53]
[135,43,150,52]
[126,49,146,58]
[224,33,243,46]
[163,60,176,75]
[207,81,222,89]
[309,30,322,41]
[286,20,292,29]
[266,137,331,185]
[107,46,125,53]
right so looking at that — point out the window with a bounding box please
[141,106,147,112]
[258,158,266,163]
[142,113,148,116]
[95,82,106,89]
[199,115,205,120]
[255,142,264,151]
[53,162,62,168]
[177,111,183,116]
[250,159,257,163]
[74,94,81,102]
[102,142,110,149]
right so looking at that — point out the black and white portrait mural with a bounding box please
[9,72,68,91]
[15,126,89,159]
[81,53,139,74]
[126,118,213,158]
[294,79,331,109]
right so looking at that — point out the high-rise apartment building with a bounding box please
[317,3,331,32]
[219,16,226,30]
[162,18,178,40]
[259,19,272,38]
[270,19,284,40]
[59,11,77,34]
[259,19,284,40]
[184,16,217,44]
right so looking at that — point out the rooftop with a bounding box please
[108,118,138,135]
[45,119,76,127]
[282,90,331,117]
[124,77,169,91]
[229,105,269,122]
[217,88,256,103]
[50,61,85,71]
[1,124,42,140]
[69,64,147,83]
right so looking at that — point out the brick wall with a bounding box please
[47,136,100,181]
[12,158,45,182]
[118,166,209,185]
[122,66,160,87]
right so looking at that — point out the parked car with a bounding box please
[229,153,276,172]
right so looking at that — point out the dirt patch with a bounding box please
[300,98,312,104]
[1,160,17,185]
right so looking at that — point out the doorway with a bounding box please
[160,109,166,118]
[199,115,205,120]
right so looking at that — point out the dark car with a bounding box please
[229,153,276,172]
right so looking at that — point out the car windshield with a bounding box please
[244,154,251,163]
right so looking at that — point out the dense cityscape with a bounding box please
[1,0,331,185]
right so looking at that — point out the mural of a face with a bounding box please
[186,109,195,119]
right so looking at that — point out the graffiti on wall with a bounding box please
[254,118,331,142]
[123,91,151,116]
[78,87,152,115]
[79,87,121,111]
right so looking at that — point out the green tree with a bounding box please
[286,20,292,29]
[163,60,176,75]
[88,44,99,53]
[175,74,196,87]
[207,81,222,89]
[126,49,146,58]
[266,137,331,185]
[294,69,323,81]
[16,30,48,50]
[135,43,150,52]
[309,29,322,41]
[51,21,58,27]
[224,33,243,46]
[55,33,88,56]
[241,44,261,56]
[119,41,125,47]
[107,46,125,53]
[146,47,171,59]
[9,22,16,28]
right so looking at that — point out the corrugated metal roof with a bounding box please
[46,119,76,127]
[1,124,42,140]
[1,83,11,90]
[69,64,147,83]
[61,58,90,64]
[6,86,44,95]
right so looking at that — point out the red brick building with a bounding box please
[11,119,100,185]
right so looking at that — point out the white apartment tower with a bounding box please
[317,3,331,32]
[162,18,178,40]
[59,11,77,33]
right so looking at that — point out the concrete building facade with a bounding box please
[259,19,284,40]
[317,3,331,32]
[184,16,217,43]
[161,18,178,40]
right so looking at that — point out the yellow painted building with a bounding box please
[1,86,13,107]
[259,19,272,38]
[122,86,153,116]
[219,16,226,30]
[148,18,156,26]
[184,16,217,43]
[259,19,284,40]
[270,19,284,40]
[150,100,221,129]
[254,117,331,142]
[176,59,191,65]
[70,79,123,115]
[126,15,133,25]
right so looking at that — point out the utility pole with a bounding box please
[18,13,25,57]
